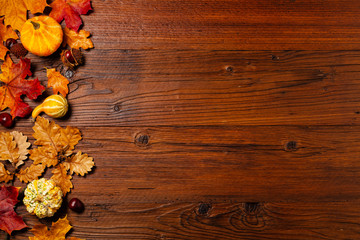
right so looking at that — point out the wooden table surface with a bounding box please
[3,0,360,239]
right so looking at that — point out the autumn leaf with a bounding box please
[63,27,94,49]
[28,117,91,194]
[50,0,92,32]
[0,131,30,168]
[47,68,69,97]
[16,163,45,183]
[0,56,46,118]
[32,116,62,151]
[0,132,19,164]
[63,151,94,176]
[0,17,18,60]
[51,163,73,195]
[0,0,48,31]
[0,185,27,234]
[61,126,82,151]
[0,163,12,183]
[30,147,58,167]
[29,215,83,240]
[10,131,30,168]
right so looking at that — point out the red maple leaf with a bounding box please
[0,56,45,118]
[50,0,92,32]
[0,185,27,235]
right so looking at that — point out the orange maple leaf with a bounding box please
[0,0,48,31]
[29,215,83,240]
[63,27,94,49]
[0,17,18,60]
[50,0,92,32]
[47,68,69,97]
[0,56,46,118]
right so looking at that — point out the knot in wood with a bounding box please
[226,66,234,72]
[134,132,150,147]
[244,202,260,215]
[114,104,121,112]
[285,141,298,151]
[197,203,212,215]
[271,54,279,61]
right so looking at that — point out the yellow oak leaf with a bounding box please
[0,132,20,164]
[0,0,48,31]
[0,17,18,60]
[63,151,94,176]
[29,216,83,240]
[51,163,73,195]
[33,116,62,152]
[30,147,58,167]
[16,163,45,183]
[62,27,94,49]
[0,162,13,183]
[10,131,30,168]
[46,68,69,97]
[61,126,82,151]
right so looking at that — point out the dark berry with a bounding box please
[0,113,13,128]
[65,50,76,64]
[4,38,17,49]
[68,198,84,213]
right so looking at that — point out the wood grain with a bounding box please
[5,125,360,203]
[5,201,360,239]
[87,0,360,50]
[2,0,360,239]
[23,50,360,126]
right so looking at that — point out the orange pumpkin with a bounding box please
[20,16,63,57]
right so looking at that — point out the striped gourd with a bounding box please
[32,94,68,119]
[20,16,63,57]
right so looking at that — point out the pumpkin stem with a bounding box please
[30,21,40,30]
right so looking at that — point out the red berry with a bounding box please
[65,50,76,64]
[68,198,84,213]
[0,113,13,128]
[4,38,17,49]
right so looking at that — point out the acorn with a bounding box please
[61,49,84,69]
[10,43,28,58]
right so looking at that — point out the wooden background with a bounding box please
[3,0,360,239]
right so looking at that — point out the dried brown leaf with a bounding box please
[16,164,45,183]
[0,132,20,164]
[60,126,82,151]
[0,162,13,183]
[32,116,62,152]
[29,216,78,240]
[10,131,30,168]
[63,151,94,176]
[51,163,73,195]
[30,147,58,167]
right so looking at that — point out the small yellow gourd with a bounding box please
[23,178,63,218]
[32,94,68,119]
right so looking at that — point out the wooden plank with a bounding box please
[7,125,360,202]
[85,0,360,50]
[5,201,360,239]
[20,50,360,127]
